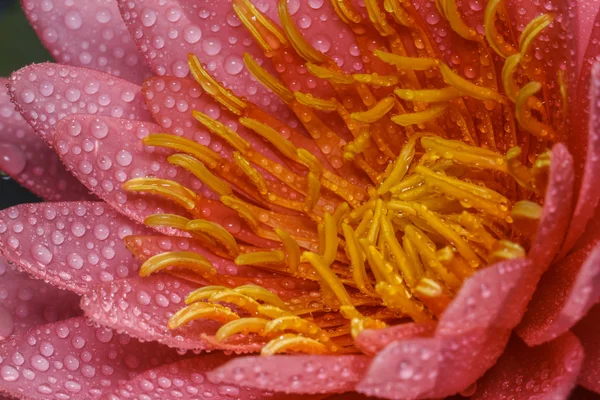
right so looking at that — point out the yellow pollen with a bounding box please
[168,303,239,329]
[215,318,269,342]
[143,134,221,168]
[278,0,327,64]
[293,92,339,112]
[235,250,286,266]
[260,334,329,355]
[192,110,250,152]
[186,219,240,256]
[168,154,233,197]
[243,53,295,103]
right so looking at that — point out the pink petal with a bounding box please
[561,62,600,256]
[125,235,319,298]
[529,143,574,268]
[573,304,600,394]
[53,114,207,229]
[0,257,81,340]
[116,0,286,115]
[517,240,600,345]
[357,257,531,399]
[576,3,600,74]
[208,354,371,394]
[81,275,262,352]
[471,333,584,400]
[143,76,293,165]
[54,114,276,246]
[106,354,307,399]
[289,0,362,74]
[0,202,149,295]
[8,63,152,145]
[355,322,437,356]
[0,78,93,201]
[0,316,183,399]
[21,0,152,83]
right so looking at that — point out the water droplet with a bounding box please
[30,244,53,265]
[64,10,83,30]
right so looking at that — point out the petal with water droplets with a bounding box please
[208,354,371,394]
[116,0,285,114]
[355,322,436,356]
[81,275,262,352]
[573,304,600,394]
[0,77,93,201]
[0,257,81,340]
[22,0,152,83]
[0,316,182,399]
[8,63,151,144]
[472,333,584,400]
[106,354,308,400]
[0,202,149,295]
[517,240,600,345]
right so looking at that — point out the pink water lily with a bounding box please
[0,0,600,398]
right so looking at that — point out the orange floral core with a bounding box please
[123,0,567,355]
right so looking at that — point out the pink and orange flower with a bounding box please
[0,0,599,398]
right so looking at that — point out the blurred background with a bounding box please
[0,0,51,208]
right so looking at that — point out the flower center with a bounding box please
[123,0,566,355]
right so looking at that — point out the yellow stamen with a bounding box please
[235,250,286,266]
[439,63,504,103]
[186,219,240,256]
[442,0,479,41]
[192,111,250,152]
[420,136,508,172]
[378,138,417,195]
[168,302,239,329]
[168,154,233,196]
[186,286,228,304]
[221,195,261,232]
[342,223,375,295]
[329,0,362,24]
[188,54,246,115]
[215,318,269,342]
[264,316,335,348]
[391,105,447,126]
[122,178,198,210]
[294,92,339,112]
[376,282,431,321]
[515,82,556,139]
[364,0,395,36]
[381,215,421,287]
[353,74,399,87]
[144,214,191,230]
[143,134,221,168]
[502,53,522,103]
[232,0,288,52]
[350,97,395,123]
[209,290,262,314]
[275,228,301,272]
[140,251,216,278]
[278,0,327,63]
[243,53,294,103]
[511,200,543,220]
[374,50,438,70]
[240,118,300,161]
[302,252,354,308]
[489,240,526,263]
[258,304,294,319]
[414,278,451,316]
[260,334,329,355]
[235,285,288,310]
[365,244,403,286]
[367,199,384,244]
[232,152,268,196]
[519,13,554,55]
[394,87,463,102]
[306,63,355,85]
[483,0,517,58]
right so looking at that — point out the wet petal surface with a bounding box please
[0,202,149,295]
[472,333,584,400]
[0,316,182,399]
[22,0,152,83]
[8,64,152,144]
[0,78,93,201]
[573,304,600,394]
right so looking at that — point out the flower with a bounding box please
[0,0,599,398]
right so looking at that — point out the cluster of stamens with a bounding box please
[122,0,566,355]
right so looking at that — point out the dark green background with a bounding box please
[0,0,49,208]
